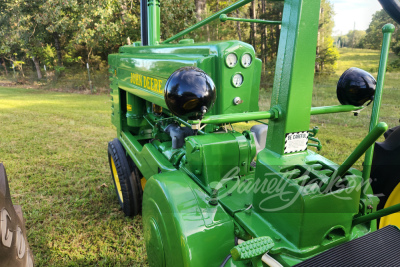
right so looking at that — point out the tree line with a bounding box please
[0,0,338,82]
[336,9,400,54]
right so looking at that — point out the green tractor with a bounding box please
[107,0,400,265]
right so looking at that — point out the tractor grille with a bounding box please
[295,225,400,267]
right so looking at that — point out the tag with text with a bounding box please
[284,132,308,153]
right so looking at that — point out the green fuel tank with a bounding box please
[108,40,262,118]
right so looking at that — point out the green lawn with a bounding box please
[0,48,399,266]
[0,88,146,266]
[312,48,400,164]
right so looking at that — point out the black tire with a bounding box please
[371,126,400,227]
[127,155,144,200]
[108,138,142,216]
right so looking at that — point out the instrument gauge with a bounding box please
[241,53,252,68]
[226,53,238,68]
[232,74,244,87]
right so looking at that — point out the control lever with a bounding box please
[321,122,388,191]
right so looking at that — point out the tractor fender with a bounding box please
[142,170,235,267]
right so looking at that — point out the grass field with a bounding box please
[0,88,146,266]
[0,48,399,266]
[312,48,400,163]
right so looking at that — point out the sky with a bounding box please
[331,0,383,35]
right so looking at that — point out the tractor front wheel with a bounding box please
[108,138,142,216]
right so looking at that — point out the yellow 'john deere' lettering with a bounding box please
[130,72,163,94]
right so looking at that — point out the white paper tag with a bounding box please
[284,132,308,153]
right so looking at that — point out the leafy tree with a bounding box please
[337,30,366,48]
[361,9,399,52]
[257,1,283,68]
[0,0,56,79]
[315,0,339,73]
[0,0,341,82]
[336,35,349,48]
[316,36,339,73]
[348,30,366,48]
[161,0,196,41]
[35,0,81,67]
[72,0,141,67]
[0,0,28,76]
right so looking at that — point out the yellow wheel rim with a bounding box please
[379,182,400,228]
[111,157,123,203]
[141,177,147,191]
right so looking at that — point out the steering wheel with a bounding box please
[379,0,400,24]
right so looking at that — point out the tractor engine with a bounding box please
[109,41,261,129]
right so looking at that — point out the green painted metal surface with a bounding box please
[188,105,363,125]
[231,237,274,261]
[362,24,395,187]
[310,105,363,115]
[111,41,261,119]
[219,14,282,25]
[266,0,320,155]
[107,0,397,266]
[185,132,256,187]
[148,0,160,45]
[189,110,276,125]
[353,202,400,225]
[142,171,235,267]
[253,149,363,251]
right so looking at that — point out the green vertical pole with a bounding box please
[362,24,395,186]
[148,0,160,45]
[265,0,321,155]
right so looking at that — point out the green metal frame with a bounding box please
[148,0,160,45]
[219,14,282,25]
[362,24,395,189]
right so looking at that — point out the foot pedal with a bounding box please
[230,237,274,261]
